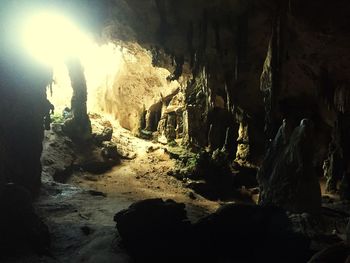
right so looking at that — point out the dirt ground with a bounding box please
[8,116,222,263]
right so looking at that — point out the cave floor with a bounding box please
[34,163,219,262]
[8,115,223,262]
[5,115,350,262]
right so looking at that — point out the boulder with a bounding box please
[308,242,350,263]
[41,133,75,183]
[114,199,310,262]
[75,143,120,174]
[93,127,113,145]
[101,141,119,160]
[77,150,117,174]
[194,203,311,262]
[114,199,192,262]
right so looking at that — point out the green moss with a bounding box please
[51,113,65,124]
[167,140,178,147]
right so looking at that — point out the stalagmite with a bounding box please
[258,119,321,214]
[63,57,92,141]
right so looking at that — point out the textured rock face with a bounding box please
[102,0,350,160]
[101,0,269,152]
[0,0,350,199]
[0,52,51,196]
[0,1,51,195]
[94,43,181,133]
[258,119,321,214]
[63,58,92,141]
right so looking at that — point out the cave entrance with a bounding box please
[27,11,187,193]
[22,9,183,140]
[20,13,227,258]
[47,41,182,140]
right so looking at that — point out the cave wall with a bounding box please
[96,43,181,133]
[102,0,350,164]
[260,0,350,167]
[0,52,51,196]
[0,1,52,196]
[0,0,349,195]
[102,0,273,156]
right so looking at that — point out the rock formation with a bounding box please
[0,0,350,260]
[258,119,321,214]
[63,58,92,141]
[114,199,310,262]
[0,48,52,196]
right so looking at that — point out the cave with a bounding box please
[1,0,350,262]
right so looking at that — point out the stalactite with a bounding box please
[235,8,249,78]
[234,55,239,81]
[334,83,350,113]
[207,124,213,151]
[155,0,168,44]
[167,55,184,81]
[182,66,212,147]
[222,127,230,152]
[151,46,160,67]
[225,83,231,112]
[260,0,288,143]
[213,20,221,54]
[187,21,194,69]
[318,65,334,110]
[260,38,274,139]
[191,9,208,78]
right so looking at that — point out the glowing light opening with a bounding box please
[21,11,91,65]
[21,10,124,114]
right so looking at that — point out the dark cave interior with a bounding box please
[0,0,350,262]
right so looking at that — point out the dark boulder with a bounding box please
[114,199,311,262]
[194,203,311,262]
[114,198,192,262]
[308,242,350,263]
[75,145,119,174]
[101,141,119,160]
[93,127,113,145]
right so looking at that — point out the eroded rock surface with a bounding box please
[258,119,321,214]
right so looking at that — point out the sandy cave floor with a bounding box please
[12,116,224,263]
